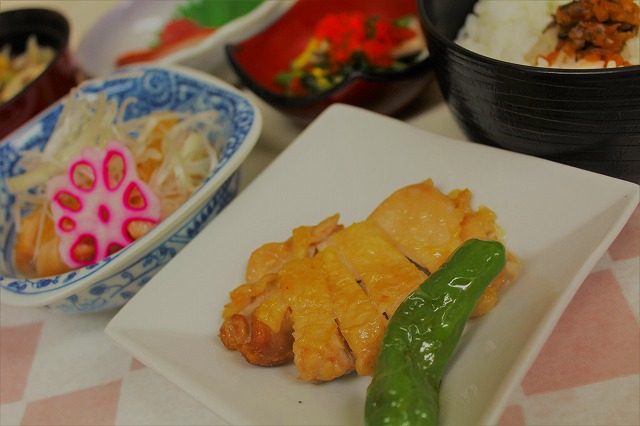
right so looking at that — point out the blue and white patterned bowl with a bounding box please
[0,64,261,313]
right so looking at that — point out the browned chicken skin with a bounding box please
[220,311,295,366]
[219,180,521,382]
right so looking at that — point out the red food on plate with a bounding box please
[116,19,216,67]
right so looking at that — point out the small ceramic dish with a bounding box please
[75,0,293,81]
[0,64,261,314]
[0,8,77,140]
[226,0,434,123]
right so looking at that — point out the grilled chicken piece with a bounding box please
[219,179,520,381]
[317,246,386,376]
[221,215,344,375]
[223,215,342,320]
[220,273,294,366]
[222,273,279,319]
[326,220,427,320]
[222,237,396,378]
[450,188,522,317]
[219,310,294,367]
[245,214,342,283]
[368,180,519,317]
[368,179,466,273]
[471,251,521,317]
[279,257,355,382]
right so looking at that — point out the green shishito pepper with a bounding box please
[365,238,506,426]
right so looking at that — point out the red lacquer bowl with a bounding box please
[226,0,434,123]
[0,8,78,141]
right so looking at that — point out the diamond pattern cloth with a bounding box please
[1,2,638,422]
[1,207,638,425]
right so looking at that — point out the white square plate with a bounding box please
[105,104,639,425]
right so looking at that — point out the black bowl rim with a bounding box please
[417,0,640,77]
[0,7,71,110]
[225,43,434,109]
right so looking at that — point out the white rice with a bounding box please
[455,0,640,68]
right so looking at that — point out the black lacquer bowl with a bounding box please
[0,8,77,140]
[418,0,640,183]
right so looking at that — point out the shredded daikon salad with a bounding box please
[8,74,224,278]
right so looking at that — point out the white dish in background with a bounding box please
[105,104,639,425]
[75,0,293,80]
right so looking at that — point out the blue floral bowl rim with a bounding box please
[0,63,262,307]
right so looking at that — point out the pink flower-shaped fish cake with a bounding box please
[47,141,161,268]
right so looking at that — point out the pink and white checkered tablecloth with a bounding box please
[1,207,637,426]
[1,1,639,424]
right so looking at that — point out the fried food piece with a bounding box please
[219,310,294,367]
[327,220,427,319]
[460,205,503,241]
[220,215,345,375]
[223,215,342,320]
[245,242,292,284]
[253,284,291,333]
[223,255,360,380]
[317,246,386,376]
[368,179,466,273]
[245,214,342,283]
[369,180,519,317]
[219,179,521,381]
[222,273,280,319]
[280,257,355,382]
[453,191,522,317]
[220,274,294,366]
[471,251,522,317]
